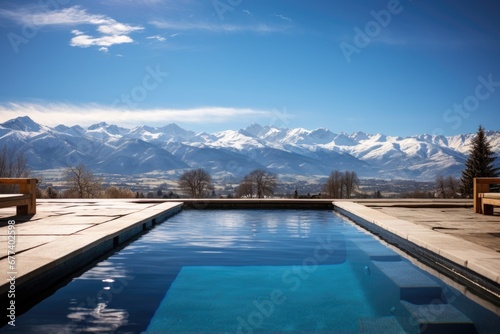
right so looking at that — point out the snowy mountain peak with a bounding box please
[88,122,127,134]
[244,123,265,137]
[350,131,369,142]
[310,128,335,142]
[159,123,196,140]
[333,133,358,146]
[373,134,387,142]
[160,123,184,132]
[310,127,331,135]
[130,125,156,133]
[88,122,108,130]
[1,116,42,132]
[54,124,85,136]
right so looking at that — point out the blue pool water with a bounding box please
[2,210,499,333]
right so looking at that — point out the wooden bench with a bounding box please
[474,177,500,215]
[0,178,37,215]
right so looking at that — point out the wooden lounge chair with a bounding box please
[473,177,500,215]
[0,178,37,215]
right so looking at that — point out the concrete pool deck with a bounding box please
[0,198,498,310]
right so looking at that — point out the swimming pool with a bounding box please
[2,210,499,333]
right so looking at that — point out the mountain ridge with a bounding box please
[1,116,499,181]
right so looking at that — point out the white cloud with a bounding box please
[71,34,134,47]
[242,9,253,16]
[0,5,143,50]
[0,102,275,128]
[99,47,109,53]
[97,22,142,35]
[147,35,166,42]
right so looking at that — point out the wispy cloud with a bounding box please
[147,35,166,42]
[274,14,292,22]
[104,0,196,10]
[242,9,253,16]
[0,5,143,50]
[150,19,286,33]
[0,102,275,128]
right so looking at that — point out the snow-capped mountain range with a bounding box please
[1,116,499,181]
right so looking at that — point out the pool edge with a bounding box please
[333,201,500,308]
[0,202,183,309]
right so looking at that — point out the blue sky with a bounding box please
[0,0,499,136]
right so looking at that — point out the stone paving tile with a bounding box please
[13,223,95,235]
[72,210,136,216]
[373,206,500,252]
[20,215,116,225]
[0,235,61,258]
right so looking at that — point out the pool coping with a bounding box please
[333,201,500,306]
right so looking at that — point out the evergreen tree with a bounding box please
[460,126,499,197]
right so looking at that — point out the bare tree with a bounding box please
[238,169,277,198]
[0,145,30,193]
[0,145,29,178]
[446,176,460,198]
[343,171,359,199]
[324,170,343,198]
[178,168,213,198]
[236,175,254,197]
[435,174,447,198]
[254,169,277,198]
[323,170,359,199]
[63,164,102,198]
[435,174,461,198]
